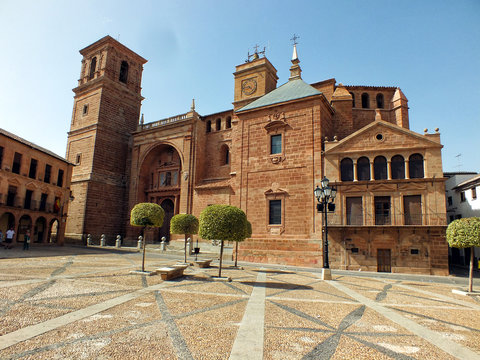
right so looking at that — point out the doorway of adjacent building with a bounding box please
[377,249,391,272]
[159,199,175,242]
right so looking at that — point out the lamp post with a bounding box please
[314,177,337,275]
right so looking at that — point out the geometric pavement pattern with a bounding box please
[0,247,479,359]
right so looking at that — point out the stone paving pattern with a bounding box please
[0,246,479,359]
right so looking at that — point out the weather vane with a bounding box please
[246,44,266,62]
[291,34,300,46]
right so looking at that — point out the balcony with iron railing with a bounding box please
[330,211,446,227]
[1,195,58,214]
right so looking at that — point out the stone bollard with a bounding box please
[160,238,166,251]
[87,234,92,246]
[100,234,106,247]
[115,235,121,248]
[137,236,143,249]
[186,237,192,254]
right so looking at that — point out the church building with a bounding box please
[65,36,448,275]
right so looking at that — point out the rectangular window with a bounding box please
[24,189,33,209]
[346,197,363,225]
[460,191,466,202]
[39,193,47,211]
[374,196,391,225]
[449,215,454,222]
[7,186,17,207]
[455,214,462,220]
[404,195,422,225]
[269,199,282,225]
[44,164,52,183]
[12,152,22,174]
[0,146,3,169]
[472,187,477,200]
[76,153,81,165]
[271,134,282,154]
[29,159,38,179]
[447,196,453,206]
[57,169,64,187]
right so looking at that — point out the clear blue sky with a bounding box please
[1,0,479,172]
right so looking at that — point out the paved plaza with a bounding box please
[0,246,479,359]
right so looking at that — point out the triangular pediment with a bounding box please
[8,178,21,186]
[369,183,397,192]
[325,120,442,155]
[398,182,427,191]
[264,188,288,196]
[341,184,368,193]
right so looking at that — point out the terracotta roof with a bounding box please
[0,128,71,164]
[454,173,480,189]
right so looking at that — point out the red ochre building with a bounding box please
[65,36,448,275]
[0,129,73,245]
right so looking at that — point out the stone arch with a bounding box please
[0,212,16,237]
[220,144,230,166]
[374,156,388,180]
[137,143,183,203]
[18,215,32,243]
[340,158,353,181]
[34,216,47,243]
[48,218,60,243]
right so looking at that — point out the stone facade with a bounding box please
[65,37,448,274]
[0,129,73,245]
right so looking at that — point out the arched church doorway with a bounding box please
[160,199,175,242]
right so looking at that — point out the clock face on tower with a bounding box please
[241,78,257,96]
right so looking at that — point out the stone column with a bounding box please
[353,159,358,181]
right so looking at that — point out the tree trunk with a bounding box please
[184,234,188,263]
[235,241,238,267]
[218,240,224,278]
[142,227,147,272]
[469,246,474,293]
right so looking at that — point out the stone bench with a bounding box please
[194,259,213,268]
[156,265,188,280]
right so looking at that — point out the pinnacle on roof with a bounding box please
[289,43,302,80]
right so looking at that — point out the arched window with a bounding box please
[391,155,405,179]
[341,158,354,181]
[119,61,129,83]
[89,57,97,80]
[221,145,230,165]
[357,157,370,181]
[374,156,387,180]
[216,118,221,131]
[206,120,211,133]
[409,154,424,178]
[361,93,369,109]
[349,92,355,107]
[226,116,232,129]
[376,93,384,109]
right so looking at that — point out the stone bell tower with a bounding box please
[65,36,147,241]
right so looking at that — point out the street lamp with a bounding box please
[314,177,337,274]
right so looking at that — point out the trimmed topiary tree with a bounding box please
[199,204,247,277]
[170,214,199,263]
[130,203,165,272]
[234,220,252,267]
[446,217,480,292]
